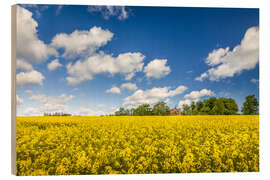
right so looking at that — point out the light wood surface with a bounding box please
[11,4,17,175]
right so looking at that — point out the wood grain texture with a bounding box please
[11,4,17,175]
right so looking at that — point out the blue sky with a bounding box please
[16,5,259,116]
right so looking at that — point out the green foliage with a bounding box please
[241,94,259,115]
[115,107,133,116]
[182,97,238,115]
[222,98,239,115]
[204,97,217,115]
[44,112,72,116]
[190,102,198,115]
[113,96,242,116]
[115,101,171,116]
[152,101,170,116]
[133,104,152,116]
[182,104,191,115]
[212,99,225,115]
[195,101,204,114]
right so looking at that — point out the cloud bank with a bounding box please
[24,94,74,116]
[123,85,187,108]
[66,52,145,85]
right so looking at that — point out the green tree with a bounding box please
[222,98,238,115]
[182,104,191,115]
[195,101,204,115]
[212,99,225,115]
[190,102,197,115]
[241,94,259,115]
[115,107,129,116]
[201,97,238,115]
[202,97,217,115]
[133,104,152,116]
[152,101,170,116]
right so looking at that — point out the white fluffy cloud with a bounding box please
[73,107,106,116]
[17,6,57,64]
[178,89,215,108]
[143,59,171,79]
[23,107,42,116]
[184,89,215,101]
[205,47,230,66]
[16,59,33,71]
[24,104,67,116]
[30,94,74,104]
[47,59,62,71]
[196,26,259,81]
[66,52,145,85]
[106,86,121,94]
[195,72,208,82]
[87,6,129,20]
[121,83,137,91]
[178,99,192,108]
[123,85,187,108]
[16,94,23,104]
[51,26,113,58]
[16,6,56,89]
[106,83,137,94]
[16,70,45,87]
[167,86,189,97]
[24,93,74,116]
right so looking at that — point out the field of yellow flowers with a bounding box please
[16,115,259,175]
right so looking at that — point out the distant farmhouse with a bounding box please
[170,107,181,115]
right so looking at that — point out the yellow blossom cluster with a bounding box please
[16,115,259,175]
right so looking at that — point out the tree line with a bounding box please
[43,112,72,116]
[43,94,259,116]
[115,101,171,116]
[181,97,238,115]
[114,94,259,116]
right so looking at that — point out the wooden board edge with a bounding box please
[11,4,17,176]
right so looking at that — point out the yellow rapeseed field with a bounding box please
[16,115,259,175]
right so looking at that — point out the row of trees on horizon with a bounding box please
[43,112,72,116]
[113,94,259,116]
[43,94,259,116]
